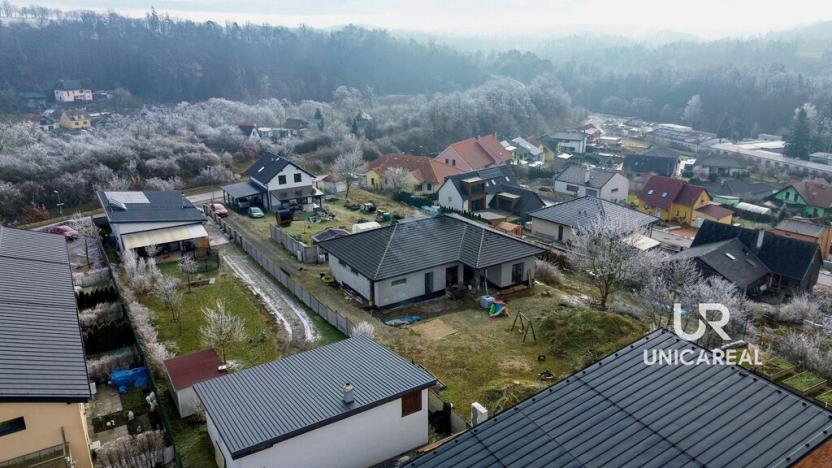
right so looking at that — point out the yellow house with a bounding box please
[0,226,93,468]
[363,154,462,196]
[59,110,91,129]
[636,176,714,226]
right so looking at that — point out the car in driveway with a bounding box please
[48,224,80,240]
[248,206,265,218]
[210,203,229,217]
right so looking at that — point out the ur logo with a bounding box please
[673,303,731,341]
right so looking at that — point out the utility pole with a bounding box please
[53,190,64,216]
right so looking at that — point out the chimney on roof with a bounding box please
[342,383,355,404]
[584,169,591,184]
[181,192,187,209]
[471,402,488,426]
[756,230,764,249]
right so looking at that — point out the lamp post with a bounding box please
[53,190,63,216]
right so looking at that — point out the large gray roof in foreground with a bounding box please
[317,214,546,281]
[411,329,832,468]
[0,226,90,402]
[194,337,436,459]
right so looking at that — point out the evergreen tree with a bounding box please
[785,108,811,160]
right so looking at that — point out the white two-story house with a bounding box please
[222,153,322,212]
[553,164,629,204]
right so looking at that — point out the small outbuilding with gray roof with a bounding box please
[317,214,546,308]
[194,336,437,468]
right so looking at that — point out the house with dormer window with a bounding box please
[221,153,322,213]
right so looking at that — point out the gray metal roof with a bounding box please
[411,329,832,468]
[194,337,436,459]
[555,164,617,189]
[775,218,827,238]
[96,191,205,224]
[529,196,657,230]
[0,226,90,402]
[221,181,264,199]
[317,214,545,281]
[672,238,770,289]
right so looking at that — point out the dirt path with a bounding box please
[221,249,318,345]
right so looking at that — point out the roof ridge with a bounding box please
[374,223,399,279]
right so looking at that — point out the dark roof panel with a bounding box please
[244,152,314,187]
[97,191,205,224]
[194,337,436,458]
[0,226,90,402]
[411,330,832,468]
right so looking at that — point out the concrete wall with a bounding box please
[0,402,93,468]
[484,256,536,288]
[373,262,461,307]
[211,390,430,468]
[530,218,576,244]
[438,181,465,211]
[328,253,373,301]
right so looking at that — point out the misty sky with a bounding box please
[23,0,832,38]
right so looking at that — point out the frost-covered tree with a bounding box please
[383,166,411,195]
[200,300,247,363]
[333,147,364,200]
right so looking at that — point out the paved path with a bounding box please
[221,247,318,345]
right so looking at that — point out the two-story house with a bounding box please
[58,110,91,130]
[53,80,92,102]
[772,180,832,218]
[221,153,322,212]
[553,164,629,203]
[636,176,715,225]
[438,165,548,218]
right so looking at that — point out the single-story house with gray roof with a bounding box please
[528,196,657,246]
[96,190,208,255]
[317,214,546,308]
[194,336,436,468]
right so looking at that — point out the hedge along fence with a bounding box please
[95,235,182,468]
[270,224,324,264]
[205,208,355,337]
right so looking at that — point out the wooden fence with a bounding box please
[205,208,355,337]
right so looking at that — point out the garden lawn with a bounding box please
[141,265,283,368]
[232,188,422,243]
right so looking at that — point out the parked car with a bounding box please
[248,207,265,218]
[211,203,228,217]
[48,224,80,240]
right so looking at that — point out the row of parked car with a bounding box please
[209,203,264,219]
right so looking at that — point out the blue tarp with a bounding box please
[110,366,149,393]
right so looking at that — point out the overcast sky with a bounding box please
[25,0,832,38]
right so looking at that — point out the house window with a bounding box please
[566,184,579,193]
[350,267,359,275]
[392,278,407,286]
[611,188,619,193]
[294,173,302,183]
[339,259,347,267]
[401,390,422,416]
[278,175,287,185]
[0,417,25,437]
[426,183,432,191]
[452,160,456,166]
